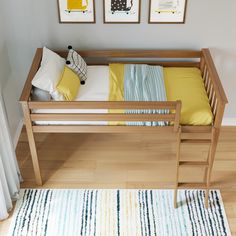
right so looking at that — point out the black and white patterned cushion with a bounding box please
[66,46,87,85]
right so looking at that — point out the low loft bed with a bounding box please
[19,48,228,208]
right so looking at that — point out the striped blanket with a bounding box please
[124,64,168,126]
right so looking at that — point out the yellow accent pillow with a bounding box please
[56,66,80,101]
[164,68,213,125]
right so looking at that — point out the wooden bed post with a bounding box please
[173,100,182,208]
[174,126,181,208]
[19,48,43,185]
[205,103,225,208]
[21,102,42,186]
[205,127,219,207]
[200,49,228,207]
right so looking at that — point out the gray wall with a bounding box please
[1,0,236,139]
[0,5,22,140]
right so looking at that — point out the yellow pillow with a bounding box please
[56,66,80,101]
[164,67,213,125]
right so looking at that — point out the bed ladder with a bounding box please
[174,126,218,208]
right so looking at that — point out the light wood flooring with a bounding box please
[1,126,236,234]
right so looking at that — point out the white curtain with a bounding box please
[0,93,21,220]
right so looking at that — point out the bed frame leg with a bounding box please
[204,127,219,208]
[22,102,43,186]
[174,126,181,208]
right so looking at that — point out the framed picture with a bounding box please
[58,0,95,23]
[149,0,187,24]
[103,0,141,24]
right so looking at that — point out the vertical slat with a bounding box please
[208,84,213,104]
[203,65,208,82]
[174,101,181,132]
[204,72,209,89]
[21,102,42,185]
[213,99,218,117]
[206,78,211,95]
[200,56,205,74]
[210,91,215,108]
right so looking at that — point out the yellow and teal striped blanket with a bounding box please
[109,64,168,126]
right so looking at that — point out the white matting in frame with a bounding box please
[104,0,141,23]
[58,0,95,23]
[149,0,187,23]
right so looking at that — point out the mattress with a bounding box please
[33,65,213,126]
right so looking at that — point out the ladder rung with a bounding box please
[181,139,211,144]
[181,126,212,133]
[178,183,207,189]
[179,161,209,167]
[181,133,212,140]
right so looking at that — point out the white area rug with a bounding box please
[8,189,231,236]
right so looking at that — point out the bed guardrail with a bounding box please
[28,100,182,134]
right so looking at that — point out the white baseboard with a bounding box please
[222,118,236,126]
[14,119,24,149]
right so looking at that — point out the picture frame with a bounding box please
[149,0,187,24]
[103,0,141,24]
[58,0,96,23]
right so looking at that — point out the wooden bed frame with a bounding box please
[19,48,228,208]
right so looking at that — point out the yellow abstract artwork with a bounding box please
[67,0,88,12]
[58,0,95,23]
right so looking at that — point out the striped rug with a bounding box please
[8,189,231,236]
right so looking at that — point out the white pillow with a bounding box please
[66,46,87,84]
[32,47,65,94]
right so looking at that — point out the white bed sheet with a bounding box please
[34,66,110,125]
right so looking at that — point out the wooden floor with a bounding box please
[1,126,236,234]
